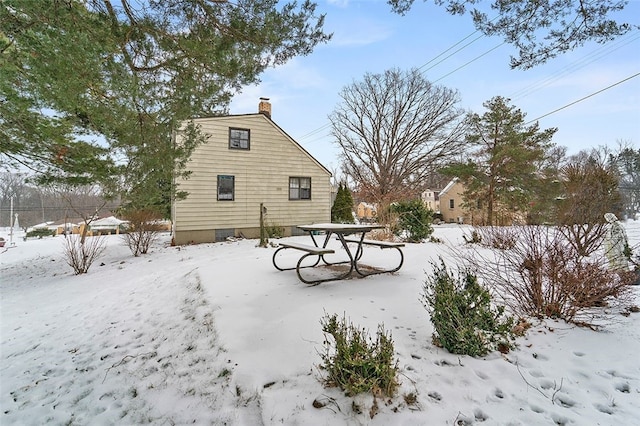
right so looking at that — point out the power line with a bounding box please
[525,72,640,124]
[510,31,640,101]
[297,29,492,143]
[417,33,485,75]
[432,42,506,84]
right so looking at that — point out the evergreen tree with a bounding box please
[331,184,355,223]
[442,97,557,225]
[1,0,330,215]
[389,0,633,69]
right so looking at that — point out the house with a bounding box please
[356,202,377,223]
[90,216,128,235]
[49,219,84,235]
[172,99,332,244]
[431,178,468,224]
[421,189,440,212]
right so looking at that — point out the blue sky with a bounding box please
[230,0,640,171]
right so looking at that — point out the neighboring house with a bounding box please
[172,99,332,244]
[421,189,440,212]
[434,178,468,224]
[49,219,84,235]
[90,216,128,235]
[356,202,377,222]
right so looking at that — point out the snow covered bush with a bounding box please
[422,259,516,357]
[318,313,399,398]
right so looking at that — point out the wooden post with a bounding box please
[259,203,268,247]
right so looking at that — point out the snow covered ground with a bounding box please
[1,223,639,425]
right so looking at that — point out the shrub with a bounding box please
[390,199,433,242]
[318,313,399,397]
[27,227,55,238]
[121,209,164,256]
[63,234,107,275]
[481,227,516,250]
[457,226,634,325]
[463,229,482,244]
[265,223,284,238]
[422,259,516,356]
[331,183,355,224]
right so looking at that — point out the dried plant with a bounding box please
[455,226,633,325]
[63,233,107,275]
[122,209,164,256]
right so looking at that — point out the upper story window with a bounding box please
[449,199,455,209]
[218,175,235,201]
[229,128,250,150]
[289,177,311,200]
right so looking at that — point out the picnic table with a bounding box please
[272,223,405,285]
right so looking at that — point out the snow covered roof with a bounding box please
[92,216,127,227]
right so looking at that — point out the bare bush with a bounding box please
[457,226,633,325]
[63,234,107,275]
[122,209,164,257]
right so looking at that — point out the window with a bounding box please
[229,128,250,150]
[289,177,311,200]
[217,175,234,201]
[449,199,454,209]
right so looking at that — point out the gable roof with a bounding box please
[185,113,332,177]
[439,177,460,197]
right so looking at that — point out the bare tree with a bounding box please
[611,140,640,219]
[330,68,468,214]
[557,149,623,256]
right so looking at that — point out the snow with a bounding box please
[1,224,639,425]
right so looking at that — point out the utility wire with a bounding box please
[417,33,486,75]
[297,28,490,143]
[525,72,640,124]
[511,31,640,101]
[433,42,506,83]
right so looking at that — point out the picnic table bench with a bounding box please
[274,241,335,256]
[272,224,406,285]
[342,238,405,248]
[272,242,347,285]
[341,238,405,275]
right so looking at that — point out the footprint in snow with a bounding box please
[553,393,576,408]
[530,404,544,414]
[428,391,442,401]
[594,403,615,415]
[529,369,544,378]
[615,382,630,393]
[475,370,489,380]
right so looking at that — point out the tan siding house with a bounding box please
[438,178,468,224]
[356,202,376,222]
[173,102,332,244]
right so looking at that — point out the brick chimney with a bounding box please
[258,97,271,118]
